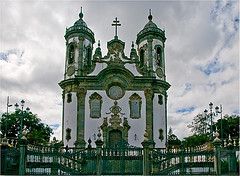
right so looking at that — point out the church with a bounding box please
[59,8,170,148]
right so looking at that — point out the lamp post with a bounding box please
[204,102,222,140]
[14,100,30,140]
[5,96,12,137]
[204,102,217,139]
[215,105,223,140]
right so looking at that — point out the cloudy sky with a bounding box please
[0,0,239,140]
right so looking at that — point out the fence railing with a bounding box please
[1,135,239,175]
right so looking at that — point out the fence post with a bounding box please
[51,142,60,175]
[227,136,237,174]
[95,131,103,175]
[1,136,9,174]
[18,134,28,175]
[212,132,221,175]
[141,131,155,175]
[179,144,186,175]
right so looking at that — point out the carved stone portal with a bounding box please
[100,101,130,147]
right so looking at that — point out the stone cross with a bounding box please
[112,17,121,37]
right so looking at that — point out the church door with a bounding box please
[109,129,122,147]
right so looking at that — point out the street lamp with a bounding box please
[204,102,222,140]
[215,105,223,140]
[14,100,30,140]
[5,96,12,137]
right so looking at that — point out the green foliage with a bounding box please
[1,110,53,145]
[182,134,210,147]
[187,113,208,135]
[167,127,181,148]
[214,115,239,139]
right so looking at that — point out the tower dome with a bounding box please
[136,10,165,45]
[65,8,95,43]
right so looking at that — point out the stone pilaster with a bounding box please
[164,92,168,147]
[147,38,153,77]
[78,37,84,76]
[144,88,154,141]
[75,88,87,148]
[62,90,65,142]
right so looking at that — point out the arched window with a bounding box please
[129,93,142,119]
[156,47,162,67]
[68,45,74,65]
[140,49,145,67]
[67,93,72,103]
[86,47,92,66]
[89,92,102,118]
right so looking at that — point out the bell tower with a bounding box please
[135,10,168,147]
[64,7,95,79]
[61,8,95,147]
[136,10,166,79]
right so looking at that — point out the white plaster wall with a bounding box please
[88,63,107,76]
[125,64,142,76]
[123,91,146,147]
[153,93,166,148]
[85,90,146,148]
[63,92,77,147]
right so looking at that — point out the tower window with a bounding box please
[140,49,145,67]
[86,47,92,66]
[156,47,162,67]
[68,45,74,65]
[67,93,72,103]
[158,94,163,105]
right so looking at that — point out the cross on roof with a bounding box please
[112,17,121,38]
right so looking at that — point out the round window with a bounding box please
[108,85,124,100]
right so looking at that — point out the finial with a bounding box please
[79,7,83,19]
[98,40,100,47]
[131,41,134,48]
[148,9,153,21]
[97,129,101,139]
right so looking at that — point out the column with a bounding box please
[78,37,84,76]
[62,91,65,142]
[75,88,87,148]
[144,88,154,143]
[147,38,153,77]
[164,92,168,147]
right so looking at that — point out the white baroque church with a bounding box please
[59,9,170,148]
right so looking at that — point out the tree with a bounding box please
[213,114,239,139]
[167,127,181,148]
[187,113,208,135]
[0,109,53,145]
[182,134,210,147]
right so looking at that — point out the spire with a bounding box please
[148,9,153,21]
[79,7,83,19]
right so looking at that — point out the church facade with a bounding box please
[59,9,170,148]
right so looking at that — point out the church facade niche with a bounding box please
[67,92,72,103]
[68,44,75,65]
[59,9,170,148]
[89,92,102,118]
[129,93,142,119]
